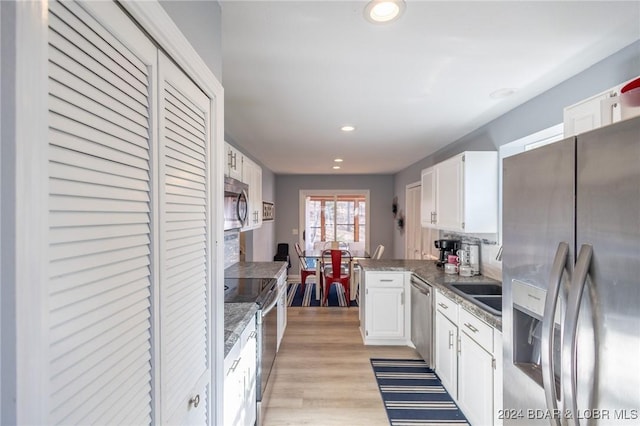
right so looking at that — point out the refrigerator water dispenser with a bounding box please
[512,280,562,397]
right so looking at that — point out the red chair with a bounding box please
[321,249,352,307]
[294,243,316,294]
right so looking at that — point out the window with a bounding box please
[300,190,369,251]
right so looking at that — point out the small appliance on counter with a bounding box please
[434,239,461,267]
[458,242,481,276]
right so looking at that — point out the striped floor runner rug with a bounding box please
[371,358,469,426]
[287,282,358,307]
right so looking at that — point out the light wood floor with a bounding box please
[262,306,419,426]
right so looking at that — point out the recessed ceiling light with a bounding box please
[364,0,405,24]
[490,88,517,99]
[341,125,356,132]
[334,158,344,163]
[333,165,341,170]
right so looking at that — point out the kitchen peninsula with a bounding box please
[358,258,503,426]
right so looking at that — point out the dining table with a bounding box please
[301,248,370,301]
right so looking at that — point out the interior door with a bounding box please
[47,1,157,423]
[158,51,211,425]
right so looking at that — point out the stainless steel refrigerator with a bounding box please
[502,116,640,426]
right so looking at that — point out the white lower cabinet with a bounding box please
[458,326,494,426]
[435,290,459,396]
[224,317,257,426]
[276,271,288,351]
[361,272,410,345]
[435,310,458,396]
[434,289,502,425]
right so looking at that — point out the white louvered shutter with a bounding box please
[48,1,157,424]
[158,52,211,425]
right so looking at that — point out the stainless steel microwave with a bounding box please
[224,177,249,230]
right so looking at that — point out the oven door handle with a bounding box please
[261,289,280,317]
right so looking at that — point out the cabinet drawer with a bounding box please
[459,308,493,352]
[435,290,458,323]
[367,272,404,287]
[225,338,241,375]
[241,315,257,347]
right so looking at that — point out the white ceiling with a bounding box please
[220,1,640,175]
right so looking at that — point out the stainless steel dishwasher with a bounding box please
[410,275,433,367]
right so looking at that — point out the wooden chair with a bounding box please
[321,249,352,306]
[294,242,316,294]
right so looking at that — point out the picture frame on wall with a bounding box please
[262,201,275,221]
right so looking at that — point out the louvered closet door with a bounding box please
[158,52,211,426]
[48,1,157,424]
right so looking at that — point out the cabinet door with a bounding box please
[47,1,157,423]
[365,287,405,339]
[563,90,617,136]
[435,154,464,231]
[420,167,437,227]
[159,52,211,424]
[458,331,494,426]
[224,343,244,426]
[494,330,503,426]
[225,143,242,180]
[241,322,257,426]
[435,310,458,398]
[252,165,263,228]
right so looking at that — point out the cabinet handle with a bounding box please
[232,152,237,169]
[457,335,461,355]
[227,151,233,168]
[438,302,449,310]
[448,330,453,349]
[249,331,257,339]
[189,394,200,409]
[228,358,241,375]
[464,322,479,333]
[400,291,404,306]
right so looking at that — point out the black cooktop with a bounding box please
[224,277,277,306]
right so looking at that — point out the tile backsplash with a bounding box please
[441,231,502,281]
[224,230,240,269]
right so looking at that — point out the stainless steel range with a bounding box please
[224,277,280,425]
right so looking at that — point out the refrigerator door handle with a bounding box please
[562,244,593,426]
[542,242,569,426]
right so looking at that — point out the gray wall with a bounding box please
[275,175,395,275]
[392,40,640,259]
[160,0,222,80]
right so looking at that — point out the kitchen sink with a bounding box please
[450,283,502,296]
[472,295,502,313]
[448,282,503,316]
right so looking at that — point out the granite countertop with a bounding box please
[224,261,288,279]
[224,261,288,358]
[358,259,503,331]
[224,302,258,358]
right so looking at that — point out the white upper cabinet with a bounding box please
[225,142,243,181]
[421,152,498,233]
[241,156,262,231]
[563,76,640,137]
